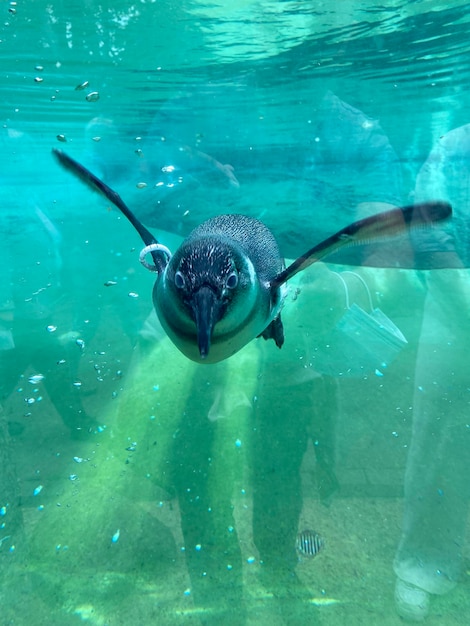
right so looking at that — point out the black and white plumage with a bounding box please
[53,149,452,364]
[156,214,285,362]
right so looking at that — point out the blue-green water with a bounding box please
[1,2,470,624]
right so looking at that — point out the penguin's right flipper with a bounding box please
[270,200,452,289]
[53,149,167,271]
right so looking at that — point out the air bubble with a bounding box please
[28,374,44,384]
[85,91,100,102]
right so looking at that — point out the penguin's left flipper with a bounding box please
[52,149,168,271]
[270,200,452,289]
[258,315,285,348]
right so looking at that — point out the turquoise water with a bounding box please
[1,1,470,624]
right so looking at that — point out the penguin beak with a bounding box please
[191,286,223,359]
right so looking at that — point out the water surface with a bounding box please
[1,2,470,624]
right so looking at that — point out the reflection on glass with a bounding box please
[1,2,469,625]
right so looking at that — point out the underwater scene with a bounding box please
[1,1,470,624]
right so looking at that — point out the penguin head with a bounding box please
[153,235,266,363]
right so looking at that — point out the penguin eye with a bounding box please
[174,271,186,289]
[225,270,238,290]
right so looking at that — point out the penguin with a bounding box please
[53,149,451,364]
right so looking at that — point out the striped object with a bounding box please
[296,530,325,558]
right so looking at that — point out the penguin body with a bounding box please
[53,149,452,364]
[155,214,285,363]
